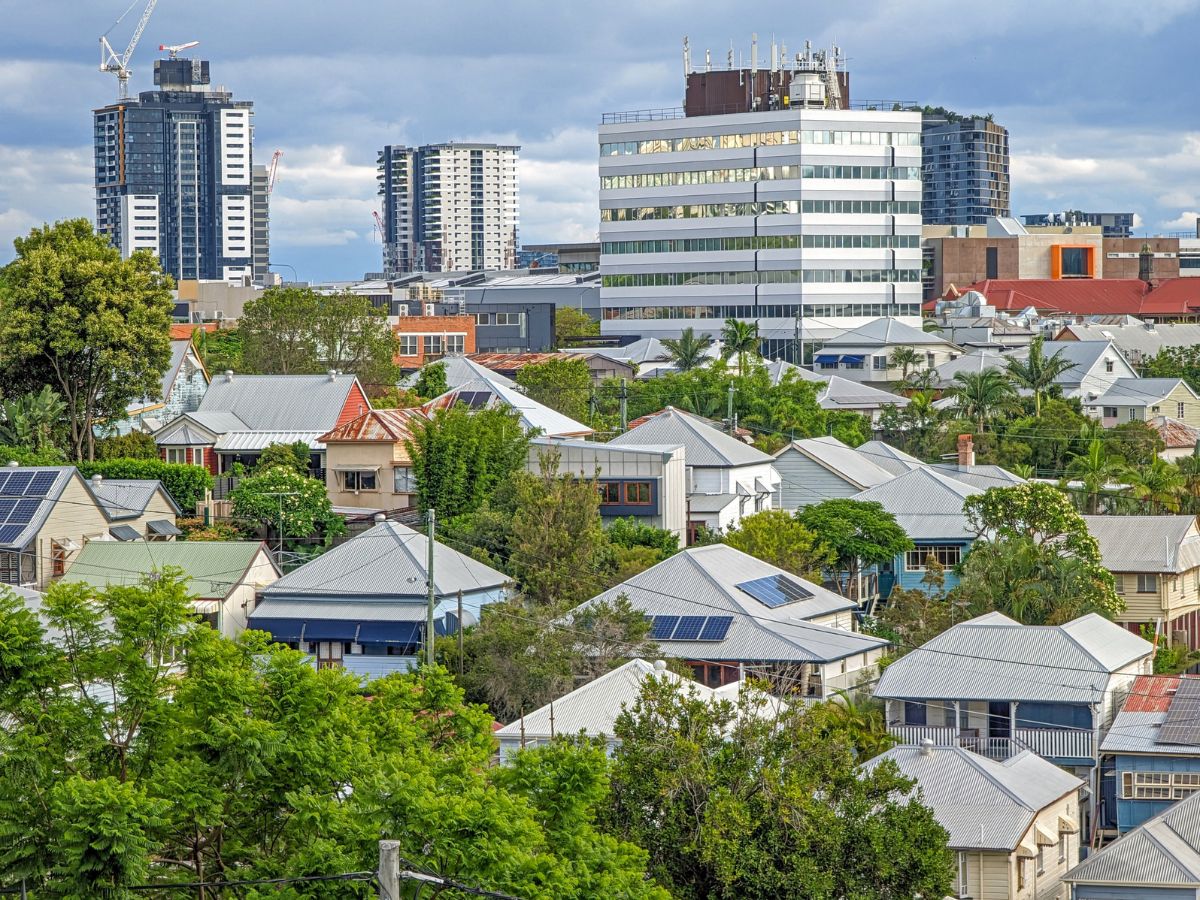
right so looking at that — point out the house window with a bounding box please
[624,481,652,505]
[1181,401,1187,418]
[904,545,962,571]
[393,467,415,493]
[1058,833,1067,863]
[422,335,444,355]
[1114,574,1124,593]
[398,335,418,355]
[1120,770,1200,800]
[1128,408,1137,422]
[872,355,887,370]
[495,312,523,326]
[1036,845,1045,875]
[1137,574,1159,594]
[446,334,465,354]
[340,470,377,492]
[1102,407,1117,419]
[598,482,621,504]
[1105,359,1114,373]
[1016,858,1027,891]
[0,551,21,584]
[903,700,927,726]
[51,541,67,578]
[165,447,188,464]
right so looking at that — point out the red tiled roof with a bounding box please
[319,407,427,443]
[1123,674,1182,713]
[171,323,219,341]
[958,278,1200,318]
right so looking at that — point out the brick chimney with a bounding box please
[957,434,975,470]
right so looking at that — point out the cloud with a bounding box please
[1161,211,1200,231]
[0,145,94,259]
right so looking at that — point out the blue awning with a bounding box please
[357,621,422,645]
[815,354,840,364]
[839,354,866,364]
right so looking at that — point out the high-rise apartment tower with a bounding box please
[377,143,519,278]
[93,58,256,284]
[921,114,1010,226]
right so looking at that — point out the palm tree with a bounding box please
[1005,336,1076,417]
[660,327,714,373]
[720,318,760,376]
[888,346,922,381]
[1129,456,1186,514]
[949,370,1017,432]
[1065,438,1128,514]
[1177,445,1200,512]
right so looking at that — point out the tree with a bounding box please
[798,499,913,600]
[310,290,399,387]
[1107,419,1166,469]
[406,405,530,520]
[606,676,955,900]
[554,306,600,348]
[411,360,449,400]
[1178,448,1200,513]
[949,369,1017,432]
[605,516,680,558]
[888,346,922,381]
[871,561,957,652]
[1129,456,1185,514]
[230,465,344,545]
[661,327,715,372]
[516,356,592,423]
[1065,438,1128,514]
[94,430,158,460]
[253,440,311,475]
[999,399,1090,475]
[0,386,66,450]
[1005,335,1076,416]
[192,326,243,374]
[0,579,667,896]
[0,219,174,460]
[720,318,759,376]
[723,510,832,579]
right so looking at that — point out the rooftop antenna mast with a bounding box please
[99,0,160,99]
[683,35,691,76]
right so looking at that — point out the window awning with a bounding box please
[191,600,220,615]
[815,354,840,364]
[1015,840,1037,858]
[109,525,141,542]
[1057,814,1079,834]
[1034,823,1057,846]
[334,466,381,473]
[754,478,772,494]
[840,354,866,364]
[247,618,422,646]
[147,519,182,537]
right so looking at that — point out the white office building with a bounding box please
[598,82,923,358]
[377,143,520,277]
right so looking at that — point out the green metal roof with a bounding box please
[60,541,275,599]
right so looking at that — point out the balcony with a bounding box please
[887,723,1094,762]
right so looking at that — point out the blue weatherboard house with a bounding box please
[1100,674,1200,834]
[851,466,983,596]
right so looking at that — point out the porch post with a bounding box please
[1010,701,1017,740]
[954,700,961,740]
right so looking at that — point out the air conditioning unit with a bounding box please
[424,303,436,317]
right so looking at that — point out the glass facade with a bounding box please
[921,116,1010,226]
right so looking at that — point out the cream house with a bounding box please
[1084,515,1200,649]
[318,408,428,512]
[1082,378,1200,429]
[866,743,1084,900]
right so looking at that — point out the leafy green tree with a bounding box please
[554,306,600,348]
[516,356,592,422]
[606,676,955,900]
[949,369,1017,431]
[237,286,319,374]
[1005,335,1076,416]
[879,390,945,459]
[723,509,832,579]
[192,326,243,373]
[1143,344,1200,393]
[0,443,68,466]
[0,219,174,460]
[411,360,449,399]
[998,399,1090,475]
[720,317,759,376]
[94,430,158,460]
[78,458,213,511]
[0,385,66,450]
[871,561,957,652]
[807,692,897,759]
[310,290,400,387]
[1065,438,1128,513]
[406,404,530,520]
[661,327,715,372]
[605,516,680,558]
[1129,456,1185,514]
[253,440,311,475]
[230,465,343,545]
[888,345,922,380]
[798,499,913,599]
[1107,419,1166,469]
[1178,448,1200,513]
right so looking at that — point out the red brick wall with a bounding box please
[393,315,477,369]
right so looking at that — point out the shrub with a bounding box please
[77,458,213,512]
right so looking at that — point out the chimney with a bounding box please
[919,738,935,756]
[957,434,975,470]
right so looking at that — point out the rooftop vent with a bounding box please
[919,738,935,756]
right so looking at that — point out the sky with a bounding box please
[2,0,1200,279]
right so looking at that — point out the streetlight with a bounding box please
[270,261,299,285]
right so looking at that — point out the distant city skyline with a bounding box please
[3,0,1200,279]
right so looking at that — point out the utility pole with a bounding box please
[456,589,464,676]
[425,508,436,667]
[727,382,736,435]
[619,378,628,432]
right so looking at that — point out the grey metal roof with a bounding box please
[611,407,773,467]
[856,440,925,476]
[817,375,910,410]
[775,436,893,489]
[196,373,363,432]
[85,478,180,519]
[425,376,593,437]
[1084,515,1200,574]
[1040,340,1135,387]
[821,317,954,348]
[931,348,1012,386]
[128,340,194,413]
[1099,710,1184,755]
[402,356,517,390]
[1060,321,1200,361]
[1064,789,1200,886]
[572,544,886,664]
[865,745,1082,851]
[928,463,1026,490]
[573,337,672,365]
[213,431,328,452]
[262,520,509,602]
[851,466,983,540]
[1087,377,1195,408]
[874,613,1153,703]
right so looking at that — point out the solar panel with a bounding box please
[0,500,18,522]
[11,499,41,522]
[699,616,733,641]
[649,615,679,640]
[0,472,13,495]
[0,524,25,545]
[455,391,492,410]
[736,574,815,609]
[672,616,706,641]
[1159,678,1200,745]
[4,473,32,495]
[28,472,57,495]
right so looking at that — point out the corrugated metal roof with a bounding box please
[1058,322,1200,360]
[1088,378,1193,408]
[687,492,739,513]
[1065,789,1200,886]
[851,466,983,540]
[250,598,429,622]
[875,613,1153,703]
[320,408,428,443]
[401,357,517,391]
[572,545,886,664]
[856,440,925,476]
[85,478,180,519]
[928,463,1025,490]
[60,541,275,599]
[963,279,1151,316]
[776,436,893,489]
[1151,415,1200,450]
[611,407,773,467]
[865,745,1082,851]
[1084,515,1200,573]
[213,431,327,452]
[821,317,954,348]
[262,520,508,601]
[197,374,363,432]
[818,375,910,411]
[1100,675,1200,755]
[423,376,593,437]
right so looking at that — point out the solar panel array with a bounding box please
[646,614,733,642]
[0,470,58,545]
[1159,678,1200,746]
[454,391,494,410]
[736,574,815,609]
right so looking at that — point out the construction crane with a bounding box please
[266,150,283,194]
[99,0,159,99]
[372,211,385,242]
[158,40,199,59]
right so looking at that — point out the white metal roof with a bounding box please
[775,436,893,489]
[851,466,983,540]
[1084,515,1200,574]
[611,407,773,467]
[1065,789,1200,886]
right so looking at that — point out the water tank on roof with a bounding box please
[789,72,826,108]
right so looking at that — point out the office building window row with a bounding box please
[601,234,920,254]
[601,201,799,221]
[600,164,919,189]
[601,302,922,321]
[802,200,921,215]
[602,268,920,288]
[600,129,920,156]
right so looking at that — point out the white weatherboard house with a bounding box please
[814,317,959,384]
[772,435,892,511]
[609,407,779,536]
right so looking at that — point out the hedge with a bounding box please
[77,458,214,512]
